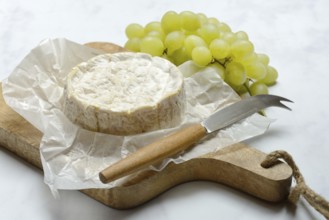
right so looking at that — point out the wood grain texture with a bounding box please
[0,42,293,209]
[100,123,207,183]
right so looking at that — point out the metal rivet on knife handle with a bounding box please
[99,94,293,184]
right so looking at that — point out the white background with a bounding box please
[1,0,329,219]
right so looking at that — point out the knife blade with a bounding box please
[99,94,292,184]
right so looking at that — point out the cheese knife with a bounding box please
[99,94,292,183]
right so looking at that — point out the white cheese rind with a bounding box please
[63,52,185,135]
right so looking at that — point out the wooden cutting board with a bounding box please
[0,42,292,209]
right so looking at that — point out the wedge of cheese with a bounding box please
[63,52,185,136]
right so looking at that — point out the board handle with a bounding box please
[99,123,207,183]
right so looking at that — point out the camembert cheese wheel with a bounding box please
[63,52,185,136]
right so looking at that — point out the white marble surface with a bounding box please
[1,0,329,219]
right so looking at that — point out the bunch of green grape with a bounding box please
[124,11,278,96]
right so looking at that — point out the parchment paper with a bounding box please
[2,38,272,193]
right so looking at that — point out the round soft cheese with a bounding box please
[63,52,186,136]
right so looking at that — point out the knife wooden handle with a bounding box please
[99,123,207,183]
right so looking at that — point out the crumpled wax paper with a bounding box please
[2,38,272,191]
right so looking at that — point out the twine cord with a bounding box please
[261,150,329,219]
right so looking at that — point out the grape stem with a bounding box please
[212,57,231,68]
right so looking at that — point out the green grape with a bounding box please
[191,46,212,67]
[140,36,165,56]
[257,53,270,65]
[184,35,207,55]
[123,11,279,97]
[207,62,225,79]
[124,37,141,52]
[209,38,230,60]
[235,31,249,40]
[161,11,181,33]
[207,17,220,26]
[230,40,254,59]
[125,23,145,39]
[164,31,185,54]
[250,82,269,95]
[217,22,232,33]
[170,47,190,66]
[221,32,237,44]
[161,53,174,63]
[146,30,165,41]
[239,52,257,65]
[225,61,246,86]
[198,23,220,44]
[197,13,208,24]
[245,61,267,80]
[180,11,201,31]
[230,84,248,95]
[260,66,278,85]
[145,21,163,33]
